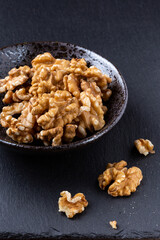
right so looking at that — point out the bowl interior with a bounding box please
[0,42,128,152]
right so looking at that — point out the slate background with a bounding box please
[0,0,160,239]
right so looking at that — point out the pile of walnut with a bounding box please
[0,52,112,146]
[98,160,143,197]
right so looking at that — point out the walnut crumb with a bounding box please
[109,221,117,229]
[58,191,88,218]
[134,138,155,156]
[98,160,143,197]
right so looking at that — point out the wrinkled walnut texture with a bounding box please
[134,138,155,156]
[98,160,143,197]
[0,52,112,146]
[58,191,88,218]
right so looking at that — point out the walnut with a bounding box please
[109,221,117,229]
[3,87,32,104]
[1,101,35,143]
[37,127,63,146]
[32,52,56,70]
[0,66,32,93]
[0,101,28,128]
[37,91,79,130]
[6,125,33,144]
[84,66,112,90]
[63,74,80,98]
[134,138,155,156]
[78,88,105,136]
[29,66,56,96]
[18,101,36,129]
[98,160,143,197]
[58,191,88,218]
[98,160,127,190]
[102,88,112,101]
[51,59,70,83]
[31,92,54,116]
[67,58,88,75]
[63,124,77,143]
[51,58,70,72]
[0,52,112,146]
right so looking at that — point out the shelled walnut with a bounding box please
[0,52,112,146]
[109,221,117,229]
[3,87,32,104]
[98,160,143,197]
[134,138,155,156]
[58,191,88,218]
[0,66,32,93]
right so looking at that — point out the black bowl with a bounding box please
[0,42,128,153]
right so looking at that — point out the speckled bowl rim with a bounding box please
[0,41,128,152]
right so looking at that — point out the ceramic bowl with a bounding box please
[0,42,128,153]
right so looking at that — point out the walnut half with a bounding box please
[134,138,155,156]
[98,160,143,197]
[58,191,88,218]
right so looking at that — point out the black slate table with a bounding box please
[0,0,160,239]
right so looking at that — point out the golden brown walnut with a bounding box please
[77,86,105,137]
[109,221,117,229]
[0,101,28,128]
[84,66,112,90]
[18,101,36,130]
[102,88,112,101]
[98,160,127,190]
[51,58,70,83]
[98,160,143,197]
[51,58,70,72]
[63,74,80,98]
[134,138,155,156]
[67,58,88,75]
[0,66,32,93]
[81,80,101,97]
[0,52,112,146]
[58,191,88,218]
[3,87,32,104]
[1,101,35,143]
[63,124,77,143]
[32,52,56,70]
[31,92,55,116]
[37,127,63,146]
[29,66,56,96]
[37,91,79,130]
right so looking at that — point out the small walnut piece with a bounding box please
[58,191,88,218]
[134,138,155,156]
[98,160,143,197]
[109,221,117,229]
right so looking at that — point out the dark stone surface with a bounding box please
[0,42,127,153]
[0,0,160,239]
